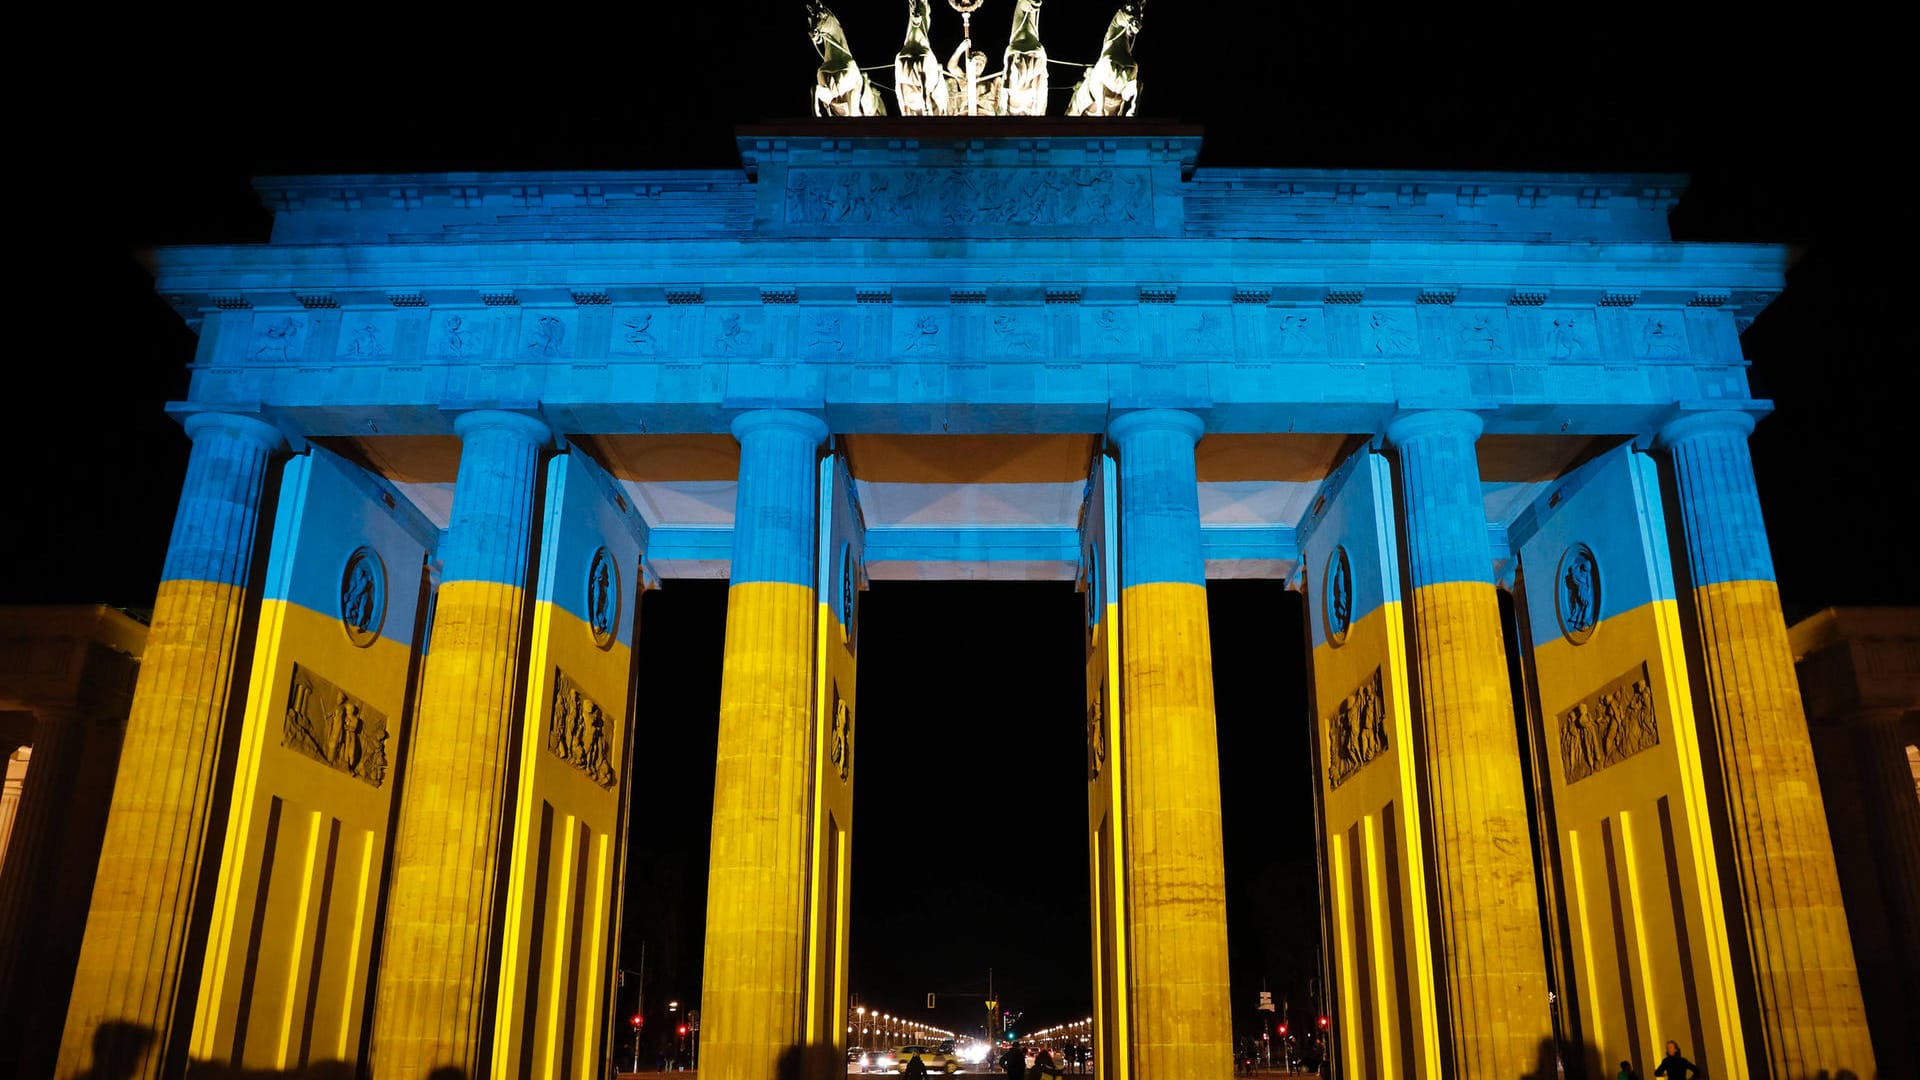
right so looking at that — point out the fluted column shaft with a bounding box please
[57,412,284,1080]
[699,410,827,1080]
[1660,410,1875,1077]
[1385,409,1550,1076]
[1108,409,1233,1077]
[370,410,549,1078]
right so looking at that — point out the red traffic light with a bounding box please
[677,1024,689,1037]
[1317,1016,1329,1029]
[630,1015,643,1029]
[1277,1024,1288,1036]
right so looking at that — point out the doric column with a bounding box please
[369,409,549,1078]
[699,409,827,1080]
[1384,409,1550,1076]
[56,411,283,1080]
[0,746,25,866]
[1107,409,1233,1076]
[1659,410,1876,1077]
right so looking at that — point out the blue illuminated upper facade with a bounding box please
[150,123,1784,581]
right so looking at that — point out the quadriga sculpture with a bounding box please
[807,1,888,116]
[1067,0,1144,117]
[1001,0,1048,116]
[895,0,948,115]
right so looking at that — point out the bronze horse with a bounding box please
[895,0,948,115]
[1067,0,1144,117]
[807,1,888,116]
[1002,0,1048,116]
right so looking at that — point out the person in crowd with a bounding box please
[1654,1040,1698,1080]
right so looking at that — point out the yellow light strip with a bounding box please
[338,831,375,1060]
[276,810,324,1067]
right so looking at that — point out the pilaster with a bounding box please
[699,409,827,1080]
[1659,409,1876,1077]
[57,412,284,1080]
[1107,409,1233,1077]
[370,409,550,1078]
[1385,408,1552,1076]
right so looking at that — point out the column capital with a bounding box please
[730,409,829,446]
[1656,409,1756,449]
[451,409,553,445]
[1107,409,1205,446]
[180,410,285,453]
[1384,408,1483,447]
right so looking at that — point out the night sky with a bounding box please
[9,0,1908,1056]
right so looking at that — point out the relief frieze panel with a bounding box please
[283,663,390,787]
[1558,662,1660,784]
[783,167,1153,230]
[1326,667,1387,790]
[549,668,618,789]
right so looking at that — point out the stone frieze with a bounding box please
[1558,662,1660,784]
[283,663,390,787]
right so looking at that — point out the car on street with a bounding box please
[889,1043,961,1073]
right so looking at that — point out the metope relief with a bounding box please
[1558,662,1660,784]
[1452,309,1509,355]
[614,311,661,355]
[430,311,491,360]
[1326,667,1387,790]
[549,668,617,789]
[1631,312,1688,358]
[1544,311,1598,360]
[783,167,1152,230]
[899,311,946,355]
[1087,683,1109,783]
[524,312,572,358]
[1271,310,1327,357]
[248,314,307,362]
[340,314,393,359]
[1362,310,1418,357]
[283,663,390,787]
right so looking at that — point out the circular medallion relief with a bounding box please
[587,546,619,650]
[838,542,856,632]
[1324,545,1354,647]
[1556,542,1601,645]
[340,547,387,649]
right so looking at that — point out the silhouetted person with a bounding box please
[905,1051,929,1079]
[1031,1048,1064,1077]
[1618,1060,1640,1080]
[74,1022,156,1080]
[1654,1040,1698,1080]
[1001,1041,1028,1080]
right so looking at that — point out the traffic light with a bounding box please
[1277,1023,1288,1036]
[1317,1016,1329,1030]
[630,1015,643,1030]
[677,1024,689,1037]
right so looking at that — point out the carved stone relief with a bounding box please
[990,310,1042,355]
[430,311,490,359]
[249,314,307,362]
[1631,312,1688,358]
[1558,662,1660,783]
[1326,667,1386,790]
[1087,682,1108,783]
[900,312,946,354]
[784,167,1151,229]
[525,313,571,357]
[340,546,387,649]
[586,546,619,650]
[1545,311,1597,360]
[1362,310,1418,357]
[1272,309,1326,357]
[549,668,618,789]
[1323,545,1354,647]
[1453,309,1508,355]
[615,311,660,355]
[829,687,853,782]
[1556,542,1601,645]
[341,315,392,359]
[284,663,389,787]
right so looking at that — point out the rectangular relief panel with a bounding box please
[192,446,436,1071]
[494,447,650,1080]
[805,450,864,1051]
[1297,445,1441,1080]
[1514,444,1747,1080]
[1081,451,1130,1080]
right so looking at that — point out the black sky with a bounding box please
[8,0,1910,1055]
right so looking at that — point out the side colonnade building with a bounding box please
[11,123,1891,1079]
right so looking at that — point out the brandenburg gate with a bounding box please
[20,35,1882,1079]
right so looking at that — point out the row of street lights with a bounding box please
[846,1003,955,1049]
